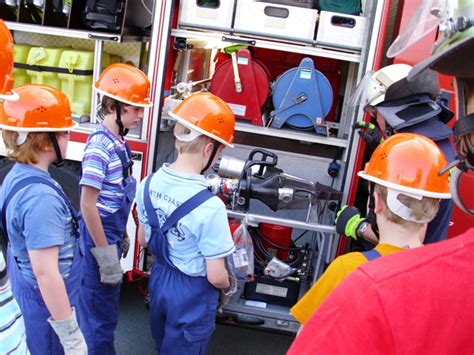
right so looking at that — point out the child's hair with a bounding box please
[173,122,212,154]
[375,184,440,229]
[2,131,51,164]
[98,96,130,121]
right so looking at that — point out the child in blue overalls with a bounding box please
[0,84,86,354]
[77,63,153,354]
[135,93,236,354]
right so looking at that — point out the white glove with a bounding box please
[218,274,238,313]
[91,244,123,286]
[48,308,87,355]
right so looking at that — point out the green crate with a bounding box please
[13,44,33,88]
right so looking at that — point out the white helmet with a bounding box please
[348,64,412,109]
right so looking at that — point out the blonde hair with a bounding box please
[173,122,212,154]
[2,131,51,164]
[375,184,440,229]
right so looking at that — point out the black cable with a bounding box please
[292,230,308,243]
[250,227,303,252]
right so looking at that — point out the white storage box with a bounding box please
[316,11,367,51]
[233,0,318,44]
[178,0,235,32]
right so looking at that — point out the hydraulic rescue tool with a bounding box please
[207,148,342,216]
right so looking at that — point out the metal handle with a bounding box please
[88,34,120,41]
[222,36,256,46]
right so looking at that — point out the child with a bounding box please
[349,64,455,244]
[291,133,451,326]
[77,63,153,354]
[0,84,86,354]
[135,92,236,354]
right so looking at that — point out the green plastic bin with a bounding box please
[13,44,33,88]
[26,46,66,90]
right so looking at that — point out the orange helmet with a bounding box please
[0,84,77,132]
[358,133,451,199]
[94,63,153,107]
[0,19,17,101]
[169,92,235,147]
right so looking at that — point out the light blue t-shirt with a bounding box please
[0,164,77,287]
[135,164,235,277]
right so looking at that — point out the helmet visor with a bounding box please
[348,70,382,109]
[387,0,448,58]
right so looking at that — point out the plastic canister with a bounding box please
[258,223,292,260]
[26,46,65,90]
[58,49,95,117]
[13,44,33,88]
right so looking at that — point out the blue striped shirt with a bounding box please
[80,125,127,216]
[0,253,28,354]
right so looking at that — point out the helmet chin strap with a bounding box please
[450,166,474,216]
[48,132,64,167]
[201,142,221,174]
[115,101,128,138]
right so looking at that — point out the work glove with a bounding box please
[218,274,238,314]
[91,244,123,286]
[120,231,130,259]
[352,122,383,150]
[47,307,87,355]
[335,205,366,240]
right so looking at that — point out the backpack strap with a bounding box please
[143,174,214,234]
[1,176,79,244]
[362,249,382,261]
[89,129,133,179]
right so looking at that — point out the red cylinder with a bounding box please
[258,223,292,260]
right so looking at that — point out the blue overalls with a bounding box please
[143,174,219,355]
[3,176,81,355]
[78,129,135,354]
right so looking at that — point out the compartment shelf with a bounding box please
[235,121,348,148]
[5,21,147,42]
[171,28,362,63]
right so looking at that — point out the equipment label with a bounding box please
[300,68,312,79]
[232,248,249,268]
[256,283,288,298]
[227,103,246,116]
[237,57,249,65]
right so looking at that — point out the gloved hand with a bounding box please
[120,231,130,259]
[47,307,87,355]
[217,274,238,314]
[352,122,383,150]
[91,244,123,286]
[335,205,366,240]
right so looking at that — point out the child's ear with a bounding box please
[373,189,386,214]
[203,141,214,156]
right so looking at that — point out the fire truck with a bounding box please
[1,0,472,333]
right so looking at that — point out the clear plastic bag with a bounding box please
[227,218,254,282]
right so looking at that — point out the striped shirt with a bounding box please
[80,125,128,216]
[0,252,28,354]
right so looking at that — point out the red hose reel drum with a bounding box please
[210,48,270,126]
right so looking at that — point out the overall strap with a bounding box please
[1,176,79,243]
[143,174,214,233]
[89,129,133,178]
[162,189,214,234]
[363,249,382,261]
